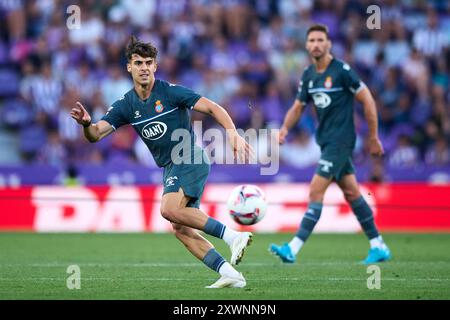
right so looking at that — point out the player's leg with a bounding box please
[161,190,246,288]
[167,193,213,260]
[337,173,391,263]
[269,174,333,263]
[163,148,252,266]
[171,222,245,288]
[161,188,252,266]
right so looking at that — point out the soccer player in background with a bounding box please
[70,36,253,288]
[269,24,392,264]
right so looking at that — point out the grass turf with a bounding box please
[0,233,449,300]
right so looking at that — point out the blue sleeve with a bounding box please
[101,96,129,130]
[295,71,310,104]
[168,84,202,109]
[342,63,365,95]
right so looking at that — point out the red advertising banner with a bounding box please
[0,184,449,232]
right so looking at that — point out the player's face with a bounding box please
[127,54,157,86]
[306,31,331,60]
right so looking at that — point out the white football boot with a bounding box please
[206,273,246,288]
[230,232,253,266]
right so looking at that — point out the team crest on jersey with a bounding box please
[324,76,333,88]
[308,80,313,88]
[155,100,164,113]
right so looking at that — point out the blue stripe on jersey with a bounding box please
[130,107,179,126]
[308,87,344,93]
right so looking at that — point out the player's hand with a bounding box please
[228,130,255,163]
[368,136,384,157]
[70,101,92,127]
[278,127,289,145]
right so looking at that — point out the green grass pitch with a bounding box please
[0,233,449,299]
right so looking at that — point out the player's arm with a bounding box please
[279,99,305,144]
[279,70,309,145]
[193,97,254,161]
[355,87,384,157]
[70,102,114,143]
[193,97,237,131]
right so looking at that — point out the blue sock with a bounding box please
[202,248,226,272]
[351,196,379,240]
[203,217,226,239]
[296,202,323,242]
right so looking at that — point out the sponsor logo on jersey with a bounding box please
[134,110,141,119]
[155,100,164,113]
[166,176,178,187]
[312,92,332,109]
[142,121,167,140]
[308,80,313,88]
[324,76,332,88]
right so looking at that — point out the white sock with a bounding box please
[218,262,240,278]
[222,227,240,246]
[288,236,304,255]
[370,235,384,249]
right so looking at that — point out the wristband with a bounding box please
[82,121,92,128]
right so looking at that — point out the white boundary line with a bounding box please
[1,261,450,267]
[0,277,449,282]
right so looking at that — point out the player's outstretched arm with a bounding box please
[70,101,114,143]
[355,87,384,157]
[193,97,255,162]
[279,99,304,144]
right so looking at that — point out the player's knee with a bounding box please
[171,222,182,232]
[171,223,184,238]
[309,189,325,203]
[343,189,361,203]
[160,206,180,222]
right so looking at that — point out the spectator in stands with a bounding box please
[29,60,63,115]
[401,48,430,98]
[65,60,98,102]
[0,0,448,180]
[38,129,67,167]
[425,135,450,166]
[101,65,133,107]
[279,129,320,168]
[413,8,448,59]
[389,134,420,168]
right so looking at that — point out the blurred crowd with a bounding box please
[0,0,449,182]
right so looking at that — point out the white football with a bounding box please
[227,184,267,225]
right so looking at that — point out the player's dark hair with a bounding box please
[125,35,158,61]
[306,24,330,39]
